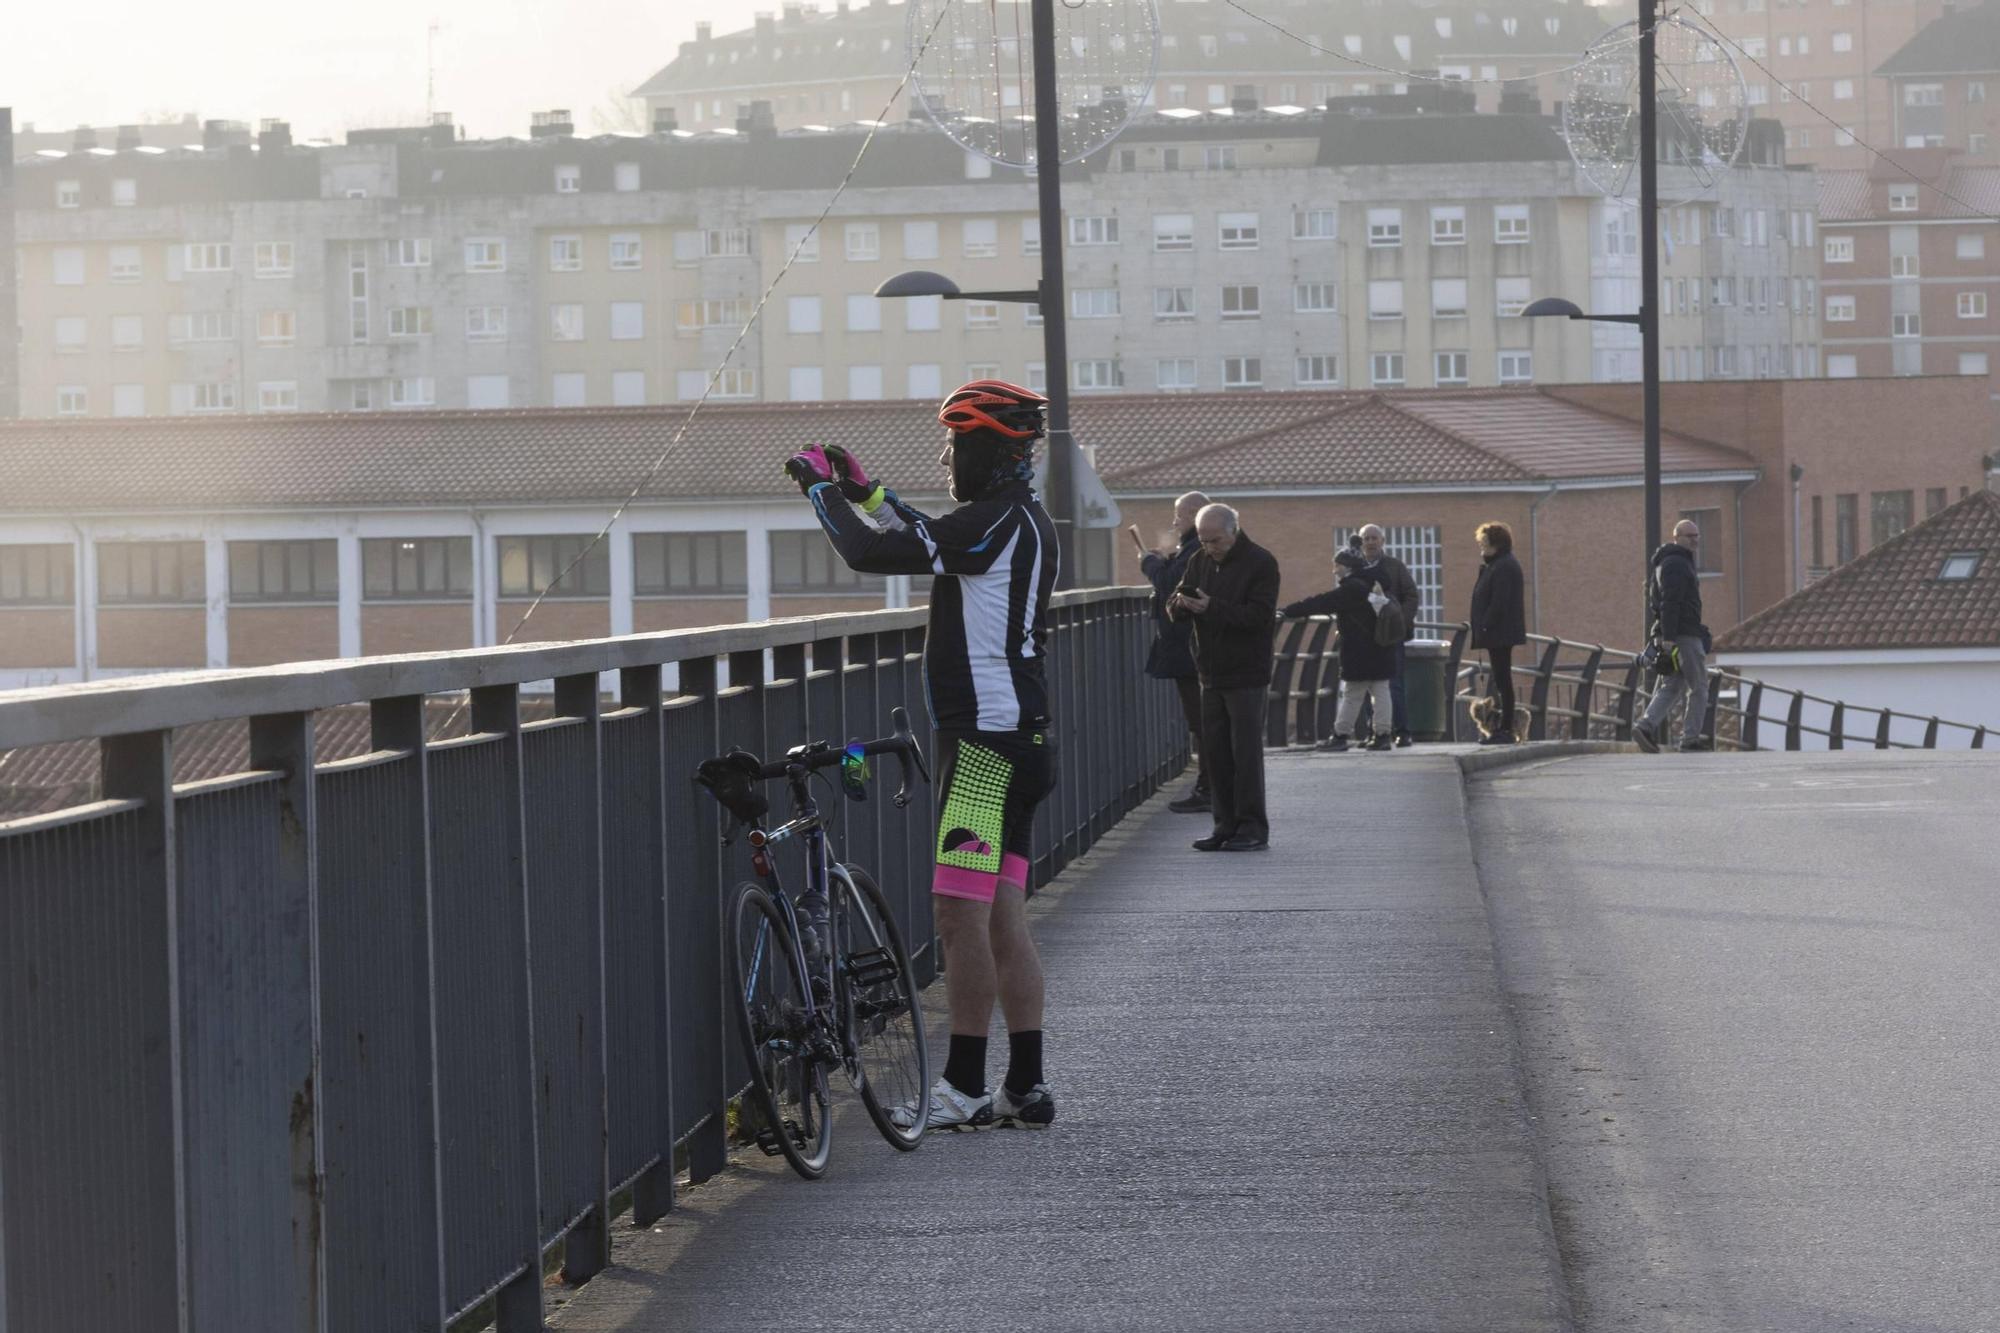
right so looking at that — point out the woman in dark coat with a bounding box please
[1467,521,1527,744]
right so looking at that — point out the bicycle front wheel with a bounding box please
[728,883,833,1179]
[832,866,930,1150]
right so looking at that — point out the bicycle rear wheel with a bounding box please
[728,883,833,1179]
[832,866,930,1149]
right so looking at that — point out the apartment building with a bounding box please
[639,0,1610,134]
[1,110,17,419]
[1696,0,1947,168]
[1817,153,2000,397]
[1868,0,2000,162]
[10,91,1820,420]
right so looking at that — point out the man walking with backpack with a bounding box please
[1634,518,1715,754]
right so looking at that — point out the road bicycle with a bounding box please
[695,706,933,1179]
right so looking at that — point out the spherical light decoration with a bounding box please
[1562,16,1750,208]
[906,0,1161,167]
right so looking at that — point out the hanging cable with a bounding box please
[495,0,955,645]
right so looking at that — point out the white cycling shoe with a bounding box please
[890,1077,994,1131]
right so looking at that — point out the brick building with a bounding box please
[1874,0,2000,157]
[639,0,1610,134]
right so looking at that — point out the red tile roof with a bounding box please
[0,388,1754,514]
[1716,489,2000,653]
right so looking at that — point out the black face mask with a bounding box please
[948,437,1028,501]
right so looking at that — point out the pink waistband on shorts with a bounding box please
[999,853,1031,889]
[933,862,998,902]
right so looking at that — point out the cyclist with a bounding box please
[784,379,1059,1130]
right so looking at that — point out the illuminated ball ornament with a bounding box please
[1562,16,1750,209]
[906,0,1161,167]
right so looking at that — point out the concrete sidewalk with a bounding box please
[549,750,1572,1333]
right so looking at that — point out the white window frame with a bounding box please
[608,234,643,270]
[1434,351,1470,386]
[1825,235,1854,264]
[550,303,585,341]
[1156,358,1198,391]
[1495,205,1531,244]
[184,242,233,273]
[464,238,506,273]
[465,306,509,342]
[1368,279,1404,320]
[1217,212,1260,251]
[1294,354,1339,387]
[1293,208,1336,241]
[1220,285,1261,321]
[609,302,646,340]
[1497,351,1533,385]
[1367,208,1403,248]
[395,237,433,268]
[386,306,434,339]
[555,164,581,194]
[1369,353,1405,388]
[1431,278,1469,318]
[1293,282,1338,313]
[1220,356,1263,390]
[389,377,436,409]
[257,309,297,345]
[1892,312,1922,338]
[109,246,142,283]
[962,218,999,258]
[1430,206,1467,246]
[1825,295,1856,322]
[1069,215,1119,246]
[783,224,820,262]
[1152,213,1194,252]
[254,242,294,277]
[258,381,300,413]
[844,222,880,262]
[1155,286,1196,321]
[846,294,882,332]
[1959,291,1986,319]
[1072,358,1124,391]
[1071,287,1121,319]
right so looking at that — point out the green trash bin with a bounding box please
[1403,639,1452,742]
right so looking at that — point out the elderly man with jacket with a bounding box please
[1168,503,1281,852]
[1355,525,1424,746]
[1138,491,1211,812]
[1634,518,1715,753]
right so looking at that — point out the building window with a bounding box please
[228,540,336,602]
[846,294,882,332]
[1370,353,1405,388]
[1021,219,1041,255]
[1220,285,1261,320]
[1938,551,1984,580]
[168,311,237,344]
[551,304,585,341]
[1495,205,1531,244]
[53,248,86,285]
[787,295,822,334]
[1870,491,1914,548]
[110,177,137,207]
[1677,509,1722,573]
[783,224,820,262]
[387,306,434,338]
[97,541,206,605]
[1960,352,1989,376]
[1811,495,1825,569]
[1073,359,1124,391]
[607,371,643,407]
[254,241,294,277]
[1293,208,1336,240]
[1431,279,1468,318]
[1221,356,1263,390]
[1217,212,1260,250]
[362,537,473,600]
[1367,208,1403,247]
[903,220,940,261]
[1071,288,1121,319]
[184,242,233,273]
[497,535,610,598]
[1157,358,1198,391]
[769,530,881,594]
[964,301,1000,330]
[1889,184,1918,212]
[614,162,641,192]
[1153,213,1194,251]
[56,180,81,209]
[1430,206,1466,245]
[178,382,238,413]
[110,314,143,349]
[394,238,432,268]
[554,164,581,193]
[610,302,645,340]
[1826,354,1858,378]
[466,306,509,342]
[0,544,74,606]
[1835,493,1858,564]
[549,235,583,271]
[1824,235,1854,264]
[962,218,999,258]
[841,221,880,262]
[257,381,299,412]
[1826,295,1856,322]
[1892,313,1922,338]
[1367,280,1404,319]
[1203,145,1237,170]
[110,246,142,283]
[633,531,747,595]
[1496,276,1531,317]
[1831,30,1853,52]
[54,317,87,354]
[1155,286,1196,321]
[788,366,823,401]
[390,377,436,408]
[1961,292,1988,318]
[1959,233,1986,260]
[55,386,87,416]
[677,298,749,332]
[1498,350,1533,384]
[1295,354,1339,387]
[1434,351,1469,386]
[464,238,506,272]
[1891,252,1920,278]
[1069,215,1119,246]
[1294,282,1337,313]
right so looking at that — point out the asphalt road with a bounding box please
[1467,749,2000,1333]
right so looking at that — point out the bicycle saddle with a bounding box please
[694,750,770,822]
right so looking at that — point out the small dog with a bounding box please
[1468,694,1531,740]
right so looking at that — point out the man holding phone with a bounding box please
[1134,492,1211,813]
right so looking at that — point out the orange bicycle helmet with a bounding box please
[937,379,1048,441]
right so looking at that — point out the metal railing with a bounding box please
[0,587,1184,1333]
[1268,619,1990,752]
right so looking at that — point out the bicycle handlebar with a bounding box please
[700,706,931,817]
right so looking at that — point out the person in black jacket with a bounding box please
[1468,521,1527,746]
[1281,548,1399,751]
[1634,518,1716,753]
[1168,503,1281,851]
[1357,525,1424,746]
[1136,491,1211,812]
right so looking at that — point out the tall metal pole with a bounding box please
[1029,0,1079,588]
[1638,0,1664,592]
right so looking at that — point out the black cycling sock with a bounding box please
[943,1034,987,1098]
[1004,1030,1044,1096]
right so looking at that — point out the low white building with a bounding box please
[1715,488,2000,748]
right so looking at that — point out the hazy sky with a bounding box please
[4,0,792,144]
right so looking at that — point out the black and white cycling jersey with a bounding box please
[808,480,1058,733]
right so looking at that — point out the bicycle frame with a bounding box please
[740,769,840,1037]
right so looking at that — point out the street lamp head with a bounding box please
[874,269,963,300]
[1521,296,1587,319]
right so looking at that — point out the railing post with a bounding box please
[1526,638,1560,742]
[1442,625,1469,742]
[665,656,727,1186]
[1829,700,1846,750]
[1615,658,1643,741]
[1923,716,1940,750]
[1785,691,1804,750]
[1974,726,1988,750]
[1742,681,1763,751]
[1703,672,1723,746]
[614,662,675,1229]
[1267,620,1306,747]
[1874,707,1893,750]
[1573,646,1604,740]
